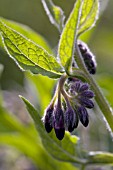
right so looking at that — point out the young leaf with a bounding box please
[78,0,99,36]
[58,0,82,71]
[21,96,85,164]
[41,0,65,32]
[0,20,64,78]
[88,151,113,165]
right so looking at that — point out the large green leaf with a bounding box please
[78,0,99,36]
[41,0,65,32]
[21,96,85,164]
[0,105,78,170]
[0,133,78,170]
[0,17,52,54]
[58,0,82,71]
[0,20,64,78]
[0,105,38,140]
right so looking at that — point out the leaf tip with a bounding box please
[19,95,29,106]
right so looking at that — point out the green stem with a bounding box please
[73,41,113,132]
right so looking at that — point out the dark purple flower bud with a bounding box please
[83,53,92,61]
[75,81,81,92]
[89,67,96,74]
[89,60,95,67]
[78,106,89,127]
[65,106,78,132]
[80,98,94,109]
[78,42,87,54]
[68,114,79,132]
[81,90,94,99]
[77,41,97,75]
[70,81,81,93]
[43,106,53,133]
[79,83,89,92]
[53,107,65,140]
[87,58,96,75]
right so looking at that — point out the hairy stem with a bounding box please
[74,41,113,133]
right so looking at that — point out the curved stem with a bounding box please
[58,73,75,108]
[73,41,113,133]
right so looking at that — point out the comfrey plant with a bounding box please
[42,40,96,140]
[0,0,113,169]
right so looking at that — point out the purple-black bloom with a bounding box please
[78,106,89,127]
[79,83,89,92]
[66,79,94,128]
[42,76,95,140]
[79,97,94,109]
[53,106,65,140]
[78,41,97,74]
[42,105,54,133]
[80,90,94,99]
[65,106,78,132]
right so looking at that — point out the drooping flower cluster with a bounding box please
[42,77,94,140]
[66,78,94,128]
[78,40,97,74]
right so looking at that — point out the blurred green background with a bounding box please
[0,0,113,170]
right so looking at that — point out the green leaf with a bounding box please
[58,0,99,71]
[58,0,82,71]
[0,20,64,78]
[47,130,80,162]
[0,106,24,133]
[0,105,78,170]
[0,105,38,139]
[0,17,52,54]
[0,134,78,170]
[0,134,41,159]
[0,109,78,170]
[88,151,113,165]
[78,0,99,36]
[21,96,85,164]
[41,0,65,32]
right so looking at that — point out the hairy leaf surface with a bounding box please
[58,0,82,70]
[0,20,64,78]
[78,0,99,36]
[58,0,99,71]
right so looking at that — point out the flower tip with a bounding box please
[68,125,75,133]
[45,123,53,133]
[90,68,96,74]
[54,128,65,140]
[80,98,94,109]
[78,106,89,127]
[83,119,89,127]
